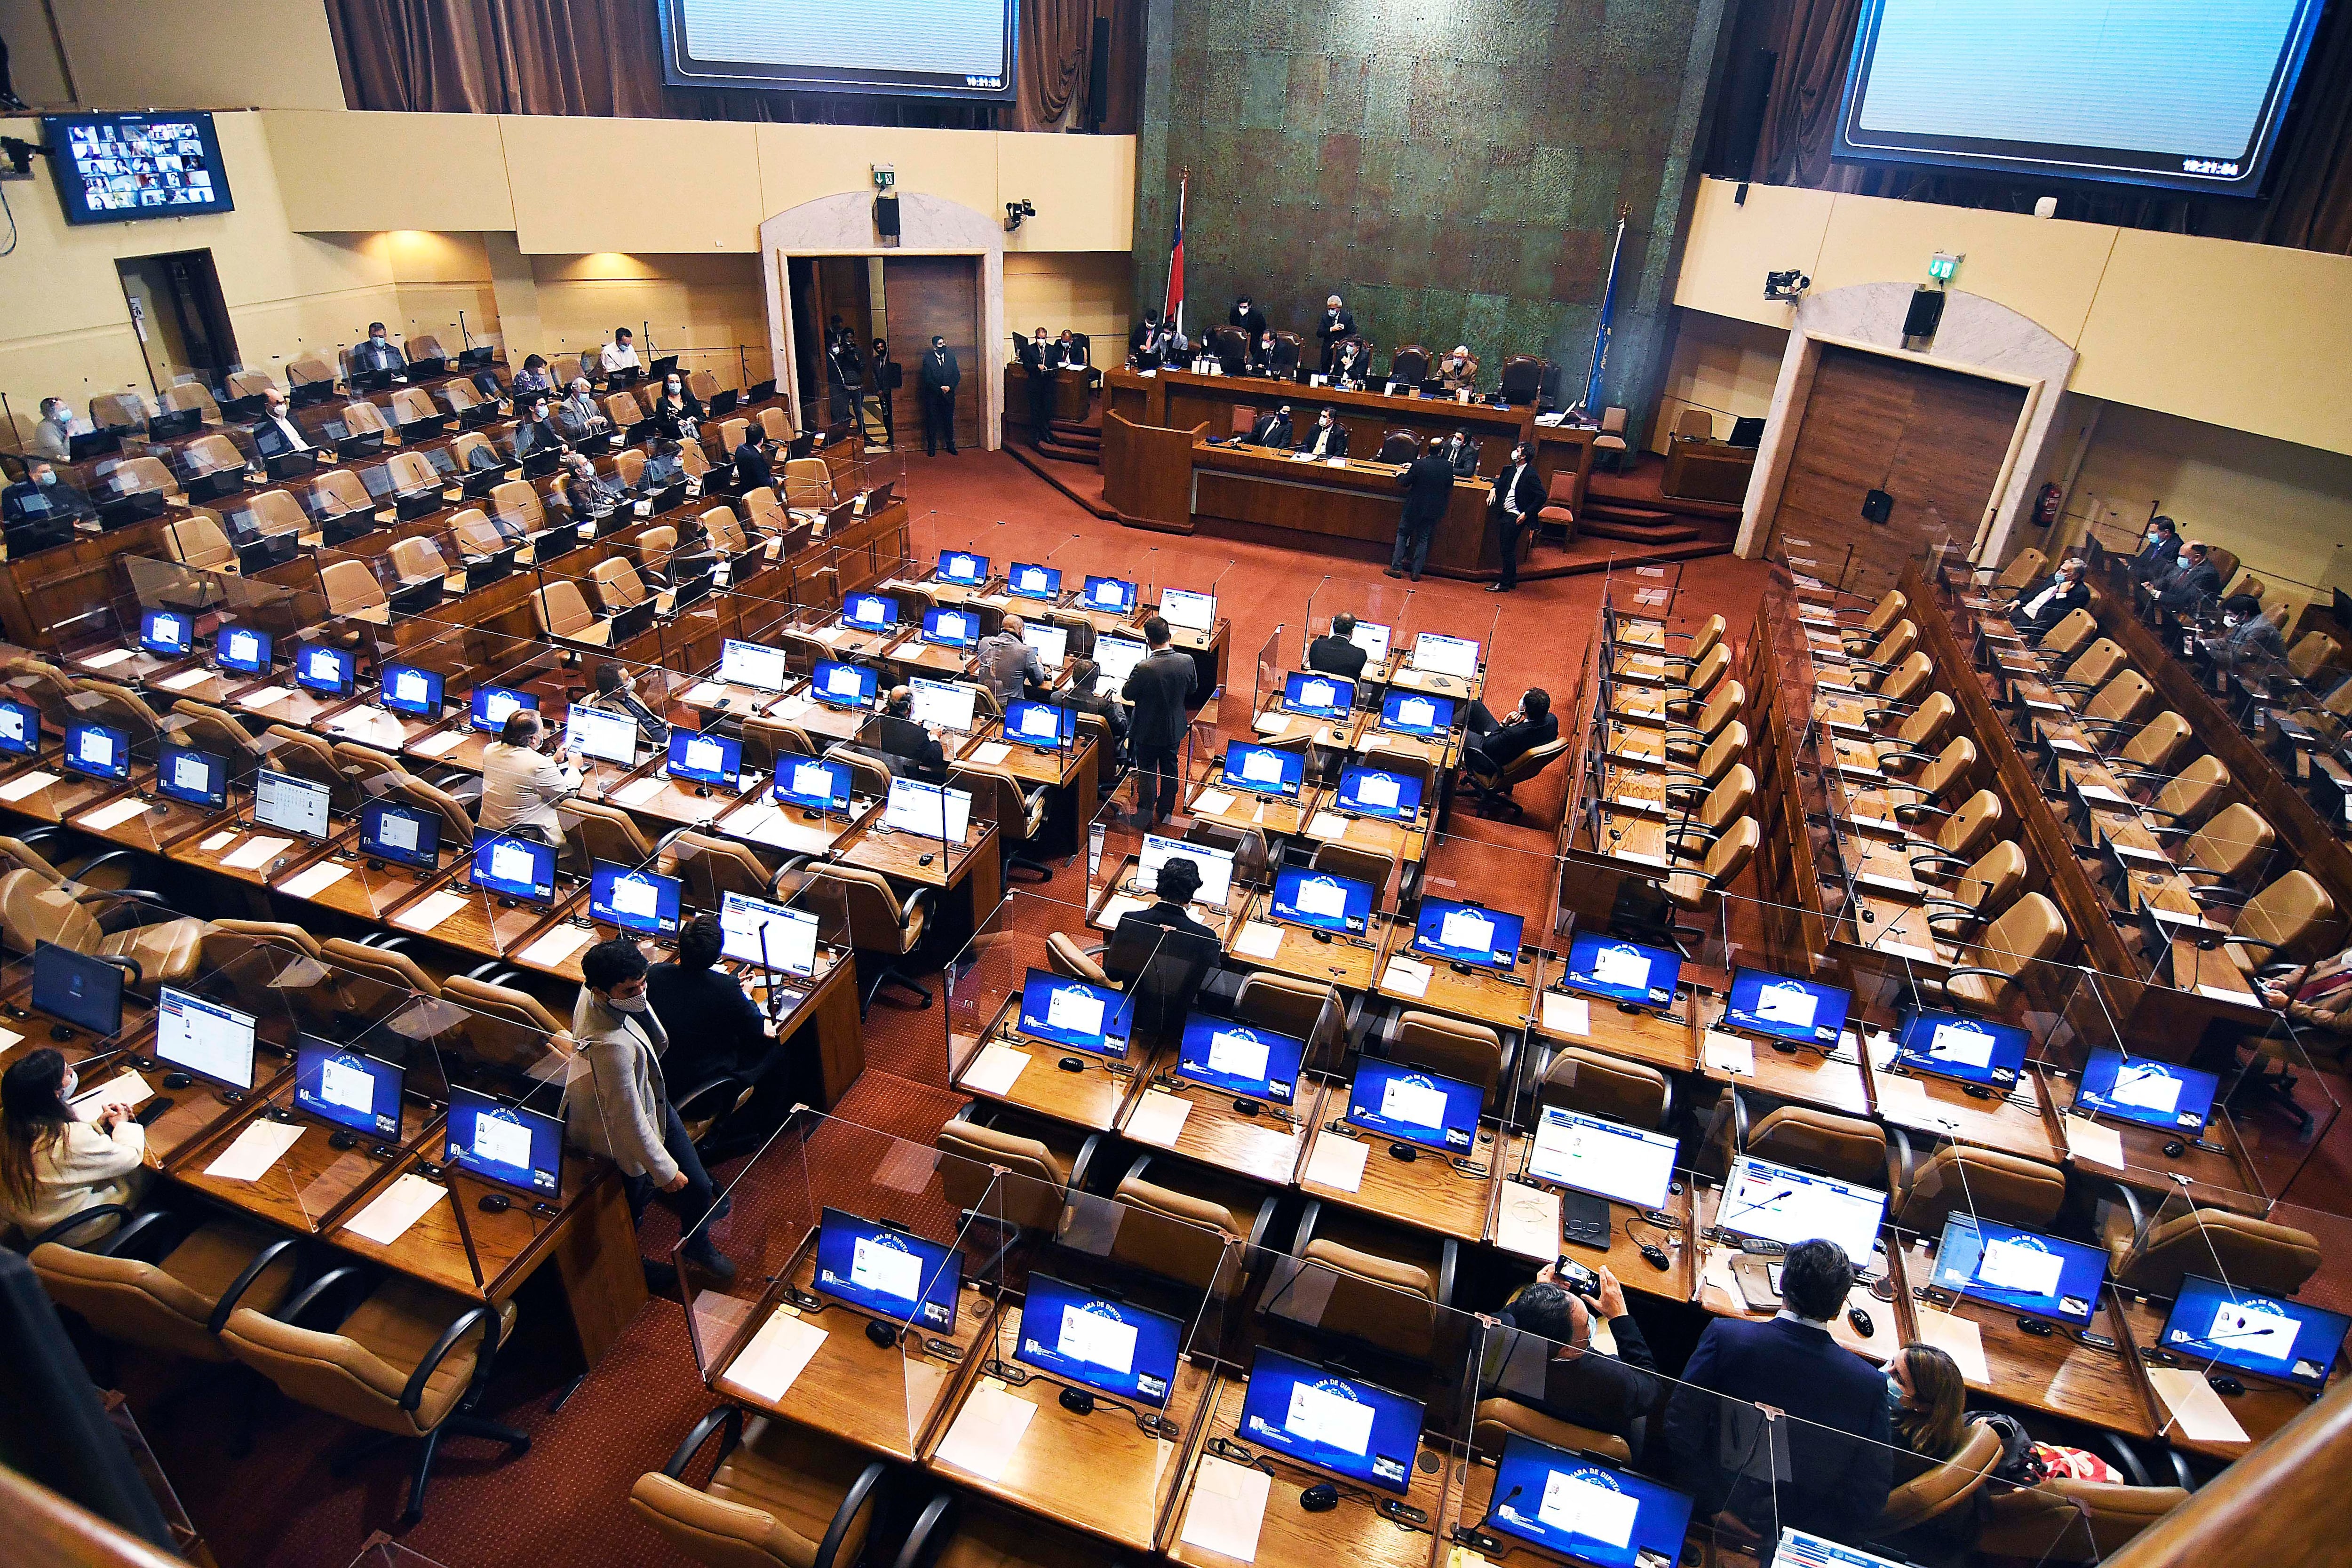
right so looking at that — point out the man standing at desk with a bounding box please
[919,335,961,456]
[351,323,405,376]
[1019,328,1053,446]
[1230,294,1269,343]
[1123,615,1197,830]
[1390,436,1456,581]
[1247,405,1293,447]
[1488,440,1542,593]
[1309,614,1369,680]
[1316,295,1356,372]
[1295,408,1348,459]
[252,389,312,459]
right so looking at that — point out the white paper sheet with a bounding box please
[934,1384,1037,1482]
[1126,1090,1192,1147]
[395,889,469,932]
[960,1042,1030,1096]
[203,1119,306,1182]
[1233,921,1285,961]
[157,668,213,692]
[520,924,595,968]
[1383,957,1432,998]
[279,862,350,899]
[1306,810,1350,838]
[199,830,237,852]
[412,729,465,757]
[1912,1306,1991,1383]
[1542,992,1590,1036]
[76,796,154,832]
[1193,788,1237,816]
[69,1071,153,1121]
[612,776,667,806]
[1303,1133,1369,1193]
[343,1173,446,1245]
[724,1308,831,1405]
[1179,1455,1272,1564]
[1496,1180,1564,1261]
[238,686,294,711]
[1875,1072,1963,1134]
[222,835,293,870]
[2063,1114,2124,1169]
[2149,1368,2250,1444]
[970,741,1013,765]
[0,771,59,803]
[685,680,728,704]
[1702,1029,1754,1076]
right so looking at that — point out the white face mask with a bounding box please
[2224,615,2243,628]
[60,1067,78,1100]
[370,334,386,345]
[35,470,55,487]
[608,991,648,1014]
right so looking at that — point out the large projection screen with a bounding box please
[659,0,1018,101]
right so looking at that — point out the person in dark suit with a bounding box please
[1328,340,1369,390]
[1229,295,1269,342]
[350,322,405,375]
[1122,615,1197,829]
[1665,1239,1892,1546]
[1315,296,1356,372]
[1106,856,1224,1041]
[1463,688,1556,781]
[874,686,949,782]
[1498,1266,1659,1449]
[826,332,865,430]
[1054,330,1088,369]
[733,430,772,493]
[870,338,902,444]
[1246,330,1280,376]
[511,395,566,461]
[918,335,961,456]
[251,389,313,459]
[1019,328,1053,446]
[2004,556,2089,637]
[1440,429,1479,478]
[1488,440,1542,593]
[1130,309,1164,366]
[645,915,772,1106]
[2154,541,2223,612]
[1308,614,1370,680]
[1247,405,1294,447]
[1061,658,1128,751]
[1294,408,1348,459]
[1120,855,1218,944]
[2205,594,2289,672]
[587,661,670,747]
[2,461,95,529]
[651,374,703,443]
[2128,516,2179,585]
[1389,437,1456,580]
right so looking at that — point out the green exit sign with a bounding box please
[1928,251,1963,282]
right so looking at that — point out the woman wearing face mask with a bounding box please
[1882,1343,1968,1480]
[0,1048,149,1241]
[652,372,703,442]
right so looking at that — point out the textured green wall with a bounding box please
[1133,0,1729,439]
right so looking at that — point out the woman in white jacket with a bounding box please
[1,1048,149,1242]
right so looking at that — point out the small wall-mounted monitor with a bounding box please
[45,111,236,226]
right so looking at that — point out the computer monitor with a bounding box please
[2074,1048,2219,1134]
[717,891,819,975]
[842,592,896,632]
[1020,622,1069,665]
[139,608,192,657]
[1348,619,1393,662]
[470,830,556,904]
[1159,587,1216,631]
[469,683,537,732]
[359,800,439,869]
[1137,832,1235,909]
[1222,740,1305,799]
[1005,700,1074,749]
[773,754,853,814]
[0,698,37,757]
[908,677,978,734]
[269,635,337,698]
[1411,897,1523,971]
[1379,689,1454,737]
[1559,932,1681,1012]
[1014,1272,1184,1409]
[667,729,742,789]
[1929,1213,2106,1329]
[1014,968,1132,1059]
[1270,866,1373,935]
[1282,671,1353,719]
[1081,575,1138,614]
[1718,1154,1888,1266]
[1891,1008,2029,1090]
[719,637,790,692]
[1176,1011,1303,1105]
[1485,1437,1694,1568]
[882,777,972,841]
[32,942,122,1039]
[442,1085,562,1198]
[378,663,443,718]
[1723,966,1851,1049]
[1007,562,1061,601]
[1236,1347,1423,1494]
[811,660,877,708]
[293,1037,403,1139]
[813,1208,962,1331]
[2158,1274,2351,1393]
[215,624,271,675]
[564,703,639,766]
[63,722,129,783]
[155,745,226,811]
[252,767,331,839]
[921,606,980,648]
[936,549,989,585]
[591,862,682,936]
[1094,634,1148,685]
[154,987,256,1092]
[1336,765,1423,821]
[1345,1059,1482,1153]
[1409,632,1480,678]
[1529,1106,1680,1215]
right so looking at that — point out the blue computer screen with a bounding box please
[294,1038,403,1138]
[1082,574,1137,613]
[922,606,979,647]
[157,745,226,810]
[1561,932,1681,1010]
[1006,562,1061,600]
[1486,1436,1695,1568]
[774,754,854,813]
[1893,1009,2029,1089]
[1237,1347,1423,1494]
[469,683,537,732]
[1176,1012,1304,1104]
[2161,1274,2350,1392]
[140,608,192,655]
[1380,689,1454,737]
[1336,765,1423,821]
[591,862,682,936]
[443,1086,562,1197]
[379,663,444,718]
[216,624,271,674]
[64,722,129,781]
[1270,867,1372,935]
[0,699,38,756]
[813,1207,961,1331]
[1005,700,1074,748]
[1282,671,1355,719]
[1222,741,1305,799]
[1345,1059,1481,1152]
[2075,1048,2218,1134]
[471,830,556,903]
[1724,967,1851,1047]
[937,549,988,585]
[295,643,355,696]
[667,729,742,788]
[1014,1272,1184,1409]
[812,660,878,708]
[360,801,440,868]
[843,592,897,630]
[1013,968,1130,1059]
[1930,1214,2107,1328]
[1410,897,1523,970]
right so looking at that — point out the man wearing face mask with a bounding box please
[1315,295,1356,373]
[1439,345,1479,394]
[557,377,611,443]
[479,708,578,847]
[558,451,624,524]
[565,939,737,1287]
[1487,442,1542,592]
[2205,593,2288,671]
[1328,338,1367,390]
[919,334,961,456]
[1493,1264,1658,1446]
[3,460,95,533]
[2153,540,2223,613]
[1293,408,1349,459]
[2128,515,2179,584]
[512,394,566,461]
[351,322,405,375]
[250,389,312,459]
[2003,554,2089,638]
[1246,403,1293,448]
[30,396,78,462]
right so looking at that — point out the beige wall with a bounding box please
[1652,311,1785,455]
[24,0,344,111]
[527,253,772,389]
[1672,177,2352,460]
[1004,253,1134,346]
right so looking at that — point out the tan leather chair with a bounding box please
[1471,1396,1630,1467]
[1982,547,2046,594]
[1873,692,1956,759]
[556,798,656,882]
[1662,680,1744,764]
[2106,711,2196,788]
[2130,754,2230,836]
[437,379,483,416]
[2050,637,2129,695]
[199,920,340,1025]
[2101,1201,2320,1300]
[1935,891,2065,1011]
[1104,1154,1274,1301]
[407,334,445,361]
[1922,840,2028,943]
[604,390,644,428]
[450,431,500,473]
[822,745,894,805]
[656,830,780,913]
[738,487,785,535]
[3,655,83,735]
[1835,587,1907,647]
[2175,801,2274,896]
[533,581,613,648]
[333,740,410,800]
[1706,1099,1885,1187]
[701,505,750,555]
[321,559,391,624]
[1850,620,1920,686]
[801,862,930,1014]
[99,455,181,503]
[317,937,451,1051]
[1973,1478,2186,1563]
[307,469,374,522]
[69,678,167,750]
[783,457,834,511]
[1045,931,1111,985]
[1535,1046,1670,1128]
[1390,1011,1504,1105]
[167,701,269,784]
[949,763,1051,882]
[339,399,391,439]
[181,432,245,477]
[239,489,310,543]
[1310,840,1396,905]
[0,868,206,993]
[2077,669,2158,743]
[226,370,277,399]
[389,388,438,428]
[449,507,510,560]
[1902,788,2003,880]
[261,724,359,813]
[489,479,546,537]
[2030,606,2099,663]
[2288,630,2340,680]
[165,509,239,572]
[221,1274,525,1527]
[1535,470,1576,541]
[90,391,148,431]
[385,449,438,494]
[634,524,680,580]
[1591,406,1628,469]
[1279,1208,1453,1362]
[712,417,750,458]
[629,1409,884,1568]
[442,974,575,1075]
[1894,1146,2066,1233]
[1873,1417,2005,1537]
[590,557,657,614]
[388,773,477,853]
[1663,816,1756,914]
[688,370,723,402]
[1235,972,1350,1076]
[936,1105,1096,1236]
[30,1217,298,1361]
[389,535,450,588]
[760,407,796,446]
[1873,737,1977,825]
[2217,870,2338,977]
[286,356,336,387]
[678,435,713,479]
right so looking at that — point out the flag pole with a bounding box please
[1576,202,1630,418]
[1165,168,1189,340]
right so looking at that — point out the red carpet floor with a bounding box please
[95,448,2352,1565]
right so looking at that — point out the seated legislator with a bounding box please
[733,428,773,493]
[2128,516,2179,585]
[1440,428,1480,477]
[2004,555,2088,637]
[1117,854,1218,946]
[2,461,95,539]
[2203,593,2288,671]
[29,397,78,461]
[512,394,567,461]
[1294,408,1349,459]
[1247,404,1294,447]
[350,322,405,375]
[557,378,612,442]
[1061,658,1129,747]
[510,353,555,396]
[587,661,671,747]
[874,686,950,783]
[600,326,641,378]
[1309,614,1370,680]
[2260,938,2352,1044]
[480,708,579,848]
[0,1048,151,1240]
[975,616,1051,710]
[650,373,703,442]
[647,914,773,1098]
[2148,540,2222,611]
[1247,329,1280,376]
[1328,339,1370,390]
[1464,688,1557,780]
[558,451,627,523]
[1500,1265,1659,1445]
[251,389,313,458]
[1439,345,1480,392]
[1053,328,1088,368]
[1665,1238,1891,1544]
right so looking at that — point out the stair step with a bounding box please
[1580,518,1702,544]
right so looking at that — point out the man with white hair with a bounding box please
[1316,294,1356,373]
[1440,344,1480,394]
[557,377,611,442]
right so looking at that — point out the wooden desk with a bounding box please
[2041,1067,2265,1214]
[2111,1296,2336,1461]
[958,723,1100,855]
[834,813,1002,956]
[714,794,870,860]
[116,1053,295,1171]
[0,761,127,828]
[171,1088,434,1238]
[1087,855,1245,945]
[602,766,767,834]
[1227,892,1386,994]
[1119,1045,1306,1187]
[1692,1188,1909,1362]
[58,778,222,856]
[1188,442,1502,580]
[1862,1042,2063,1164]
[1526,967,1700,1076]
[1294,1092,1501,1245]
[1296,804,1430,872]
[1186,777,1316,840]
[174,820,344,889]
[1373,922,1536,1032]
[1438,1451,1725,1568]
[1492,1126,1699,1301]
[1694,999,1872,1117]
[954,996,1139,1134]
[1112,366,1530,478]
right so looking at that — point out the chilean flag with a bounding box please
[1162,171,1187,337]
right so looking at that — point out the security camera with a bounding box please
[1764,270,1810,302]
[1004,198,1036,232]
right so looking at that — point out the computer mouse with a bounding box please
[1640,1242,1671,1271]
[918,852,936,867]
[1387,1142,1418,1162]
[1299,1482,1339,1513]
[327,1131,359,1152]
[477,1193,511,1214]
[2163,1139,2187,1158]
[2209,1373,2244,1396]
[161,1071,194,1090]
[1846,1306,1875,1338]
[1057,1056,1084,1073]
[864,1319,900,1349]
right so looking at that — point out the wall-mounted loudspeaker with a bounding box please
[874,193,901,240]
[1724,48,1777,200]
[1901,285,1947,342]
[1861,488,1894,525]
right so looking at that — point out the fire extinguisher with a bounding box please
[2032,482,2061,529]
